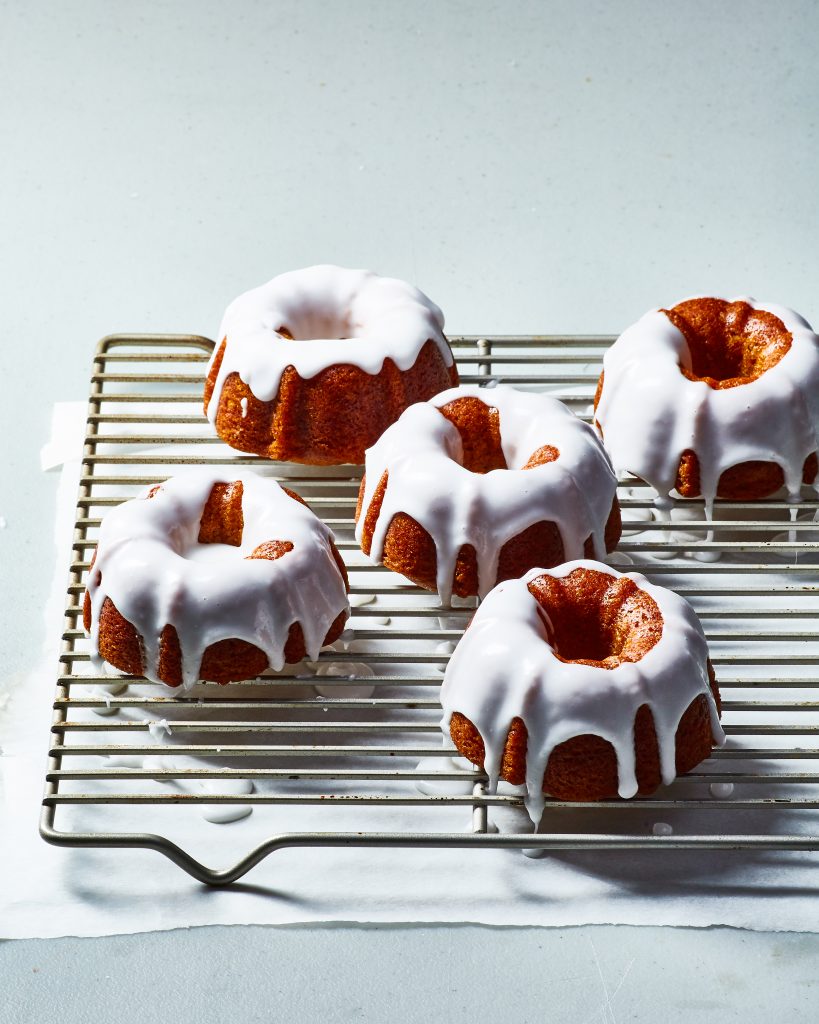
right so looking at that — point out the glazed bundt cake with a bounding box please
[594,297,819,504]
[204,265,458,465]
[356,385,621,603]
[84,468,350,687]
[442,561,723,822]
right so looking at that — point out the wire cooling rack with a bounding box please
[40,334,819,885]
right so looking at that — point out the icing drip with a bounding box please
[91,678,128,717]
[356,385,618,602]
[596,298,819,506]
[147,718,173,740]
[440,560,725,824]
[86,468,350,688]
[313,661,376,699]
[789,504,798,544]
[206,265,452,422]
[413,756,476,796]
[198,778,255,824]
[108,748,256,824]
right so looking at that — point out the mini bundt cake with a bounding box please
[84,468,350,687]
[442,561,723,822]
[355,385,621,603]
[204,265,458,465]
[594,297,819,504]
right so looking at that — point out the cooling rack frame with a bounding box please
[39,333,819,885]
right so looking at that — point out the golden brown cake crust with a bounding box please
[355,395,622,597]
[83,482,349,686]
[673,449,818,501]
[197,480,245,544]
[448,566,721,801]
[594,299,818,499]
[204,337,458,465]
[83,594,348,687]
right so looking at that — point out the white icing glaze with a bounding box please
[147,718,173,740]
[104,754,144,769]
[197,778,255,824]
[86,468,350,688]
[202,805,253,824]
[90,677,129,717]
[313,661,376,699]
[440,560,724,824]
[111,748,256,824]
[595,297,819,507]
[413,755,476,797]
[90,687,117,717]
[356,385,618,603]
[434,640,456,674]
[206,264,452,421]
[788,505,798,544]
[521,846,547,859]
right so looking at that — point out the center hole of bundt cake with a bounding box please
[665,298,792,388]
[150,480,295,565]
[275,310,354,342]
[527,568,662,668]
[196,481,245,547]
[437,396,560,473]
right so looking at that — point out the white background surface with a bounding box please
[3,0,819,1019]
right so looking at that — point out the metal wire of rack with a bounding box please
[40,334,819,885]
